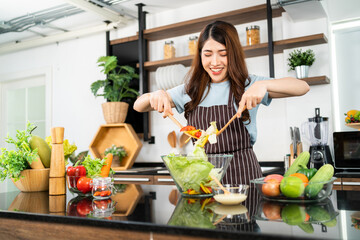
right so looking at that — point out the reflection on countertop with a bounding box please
[1,185,360,239]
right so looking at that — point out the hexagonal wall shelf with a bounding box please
[89,124,142,171]
[111,184,143,216]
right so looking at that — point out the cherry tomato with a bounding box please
[195,131,202,138]
[75,165,86,177]
[262,179,281,197]
[77,177,93,194]
[76,198,93,216]
[66,166,76,176]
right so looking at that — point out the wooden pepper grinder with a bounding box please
[49,127,66,196]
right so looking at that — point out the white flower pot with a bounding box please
[295,65,309,79]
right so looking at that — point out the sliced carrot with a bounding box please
[101,153,113,177]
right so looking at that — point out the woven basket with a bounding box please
[102,102,129,124]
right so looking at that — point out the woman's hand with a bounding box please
[149,90,174,117]
[237,81,267,117]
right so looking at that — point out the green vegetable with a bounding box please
[284,151,310,177]
[306,204,337,226]
[296,166,317,180]
[104,144,127,162]
[46,136,77,160]
[305,164,334,198]
[168,197,216,229]
[163,146,214,192]
[80,155,106,178]
[29,135,51,168]
[297,222,314,233]
[0,123,39,181]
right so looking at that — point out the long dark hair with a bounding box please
[184,21,250,122]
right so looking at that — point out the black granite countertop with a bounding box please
[1,184,360,240]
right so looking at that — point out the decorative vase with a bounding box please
[295,65,309,79]
[102,102,129,124]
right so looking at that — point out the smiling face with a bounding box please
[201,38,228,83]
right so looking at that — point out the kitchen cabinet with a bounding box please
[89,124,142,171]
[331,177,360,191]
[340,178,360,191]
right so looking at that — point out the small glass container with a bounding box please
[246,25,260,46]
[92,177,113,199]
[188,36,198,55]
[164,40,175,59]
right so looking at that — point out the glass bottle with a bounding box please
[246,25,260,46]
[164,40,175,59]
[92,177,113,199]
[188,36,198,55]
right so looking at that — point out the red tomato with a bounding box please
[264,174,284,183]
[195,131,202,138]
[66,166,76,176]
[262,179,281,197]
[77,177,93,194]
[262,202,282,220]
[76,198,93,216]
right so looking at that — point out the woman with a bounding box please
[134,21,310,185]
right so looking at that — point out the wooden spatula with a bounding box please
[217,105,247,136]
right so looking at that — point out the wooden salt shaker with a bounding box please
[49,127,66,196]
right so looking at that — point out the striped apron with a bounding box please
[186,90,263,186]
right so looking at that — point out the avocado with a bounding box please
[29,135,51,168]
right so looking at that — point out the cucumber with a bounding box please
[284,151,310,177]
[306,204,336,226]
[298,222,314,233]
[305,164,334,198]
[323,218,338,227]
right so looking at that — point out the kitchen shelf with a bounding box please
[89,124,143,171]
[143,4,285,41]
[137,33,328,71]
[110,4,284,45]
[300,76,330,86]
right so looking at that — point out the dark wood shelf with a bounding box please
[110,4,284,45]
[138,33,328,71]
[143,4,284,41]
[300,76,330,85]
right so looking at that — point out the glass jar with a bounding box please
[246,25,260,46]
[92,177,113,199]
[164,40,175,59]
[188,36,198,55]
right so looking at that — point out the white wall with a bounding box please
[0,0,334,171]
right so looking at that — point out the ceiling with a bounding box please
[0,0,210,51]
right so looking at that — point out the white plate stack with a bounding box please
[155,64,188,90]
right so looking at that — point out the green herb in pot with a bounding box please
[104,144,127,162]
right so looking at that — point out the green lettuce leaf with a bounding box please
[168,198,216,229]
[164,147,213,192]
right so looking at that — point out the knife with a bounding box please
[294,127,303,156]
[289,127,297,164]
[292,127,297,158]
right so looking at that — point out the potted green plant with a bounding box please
[287,49,315,79]
[104,144,127,163]
[91,56,139,123]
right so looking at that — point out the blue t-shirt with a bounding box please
[167,74,272,145]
